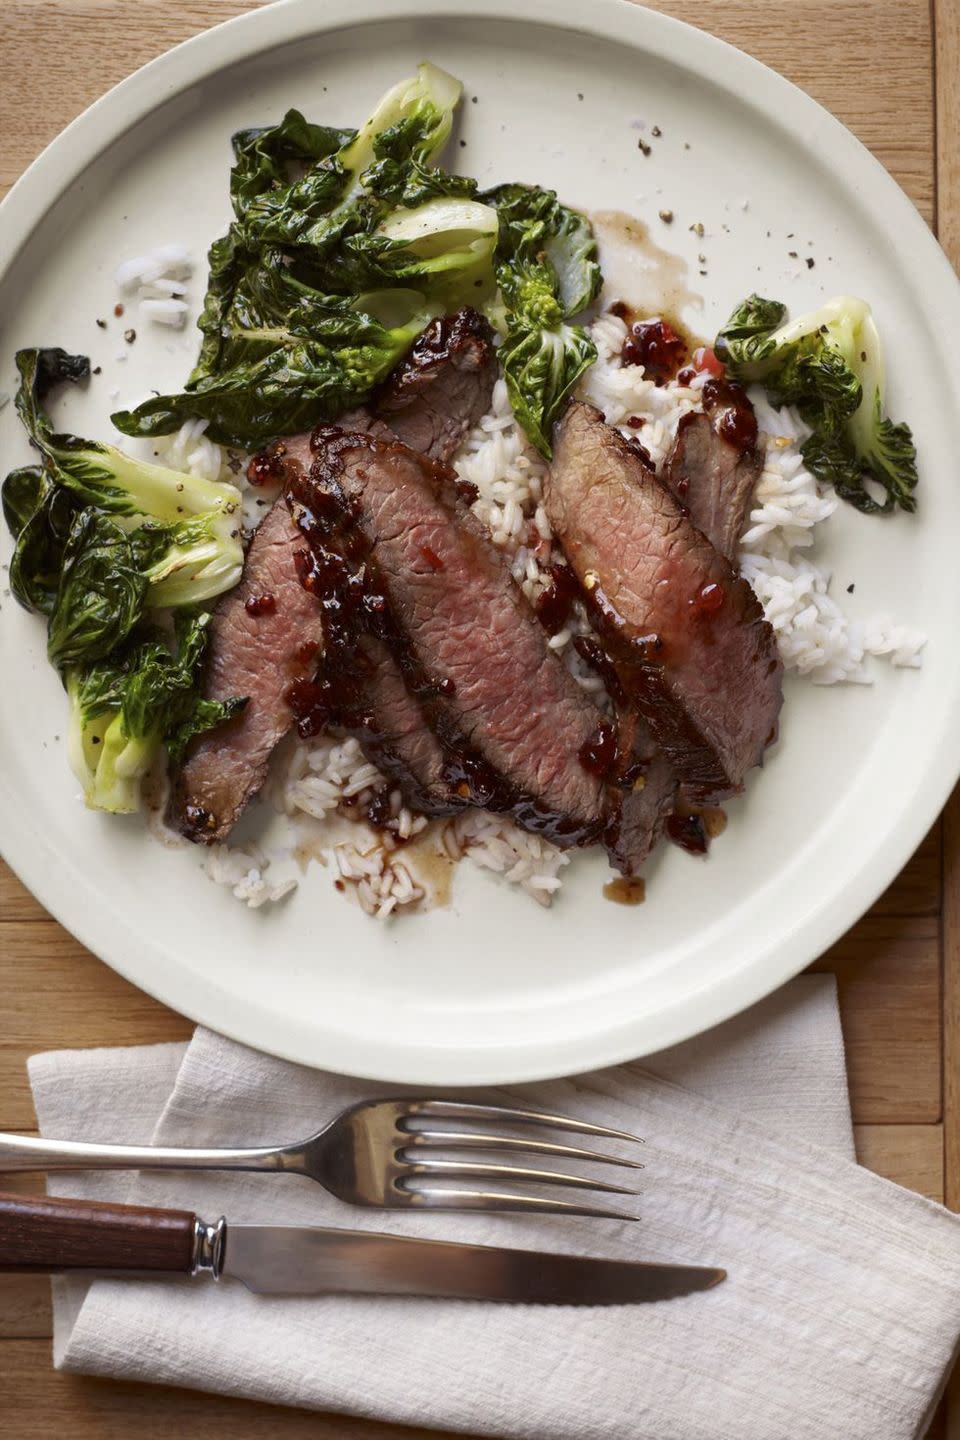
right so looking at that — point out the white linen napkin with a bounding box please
[27,975,960,1440]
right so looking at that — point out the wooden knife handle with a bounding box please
[0,1190,197,1273]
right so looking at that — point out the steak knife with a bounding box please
[0,1192,725,1304]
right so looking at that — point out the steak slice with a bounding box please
[546,401,783,800]
[315,631,464,817]
[169,498,324,841]
[291,431,607,846]
[373,307,498,458]
[604,707,676,876]
[663,378,762,562]
[170,310,498,843]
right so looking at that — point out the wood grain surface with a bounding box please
[0,1,956,1436]
[0,1191,195,1275]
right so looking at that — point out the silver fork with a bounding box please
[0,1098,643,1220]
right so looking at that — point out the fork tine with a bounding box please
[402,1100,644,1145]
[399,1156,639,1196]
[400,1185,638,1221]
[406,1128,644,1170]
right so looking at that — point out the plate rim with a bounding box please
[1,0,959,1083]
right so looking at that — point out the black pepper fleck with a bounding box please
[459,139,467,147]
[95,318,107,329]
[652,125,661,137]
[847,583,855,594]
[683,141,690,150]
[805,256,815,269]
[124,328,136,343]
[788,250,798,258]
[471,95,478,103]
[92,366,102,375]
[638,138,651,156]
[577,91,584,100]
[860,350,867,362]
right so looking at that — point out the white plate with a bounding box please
[1,0,958,1084]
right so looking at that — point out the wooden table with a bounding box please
[1,0,958,1434]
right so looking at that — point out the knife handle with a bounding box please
[0,1191,225,1276]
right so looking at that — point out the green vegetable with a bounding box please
[715,294,918,515]
[482,182,601,456]
[112,276,439,449]
[323,196,499,303]
[111,66,604,458]
[3,466,79,616]
[66,613,246,814]
[2,350,247,814]
[5,348,244,631]
[113,63,482,447]
[47,511,148,669]
[16,348,242,521]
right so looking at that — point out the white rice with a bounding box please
[114,244,193,329]
[203,842,297,908]
[150,416,225,484]
[158,310,924,913]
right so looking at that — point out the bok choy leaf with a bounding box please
[111,64,500,448]
[716,294,918,515]
[482,182,602,456]
[5,348,244,630]
[66,612,246,814]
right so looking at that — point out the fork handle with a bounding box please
[0,1131,288,1175]
[0,1191,210,1274]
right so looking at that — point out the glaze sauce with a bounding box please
[535,562,581,636]
[244,593,276,617]
[603,876,647,906]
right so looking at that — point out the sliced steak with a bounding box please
[169,498,324,841]
[604,708,676,876]
[170,310,498,843]
[302,631,464,818]
[663,378,762,562]
[291,431,608,846]
[373,308,498,458]
[546,401,783,800]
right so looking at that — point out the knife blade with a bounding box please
[224,1223,725,1304]
[0,1192,725,1304]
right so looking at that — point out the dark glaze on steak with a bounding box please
[170,310,497,843]
[373,307,498,458]
[663,377,762,563]
[290,430,607,846]
[546,401,783,801]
